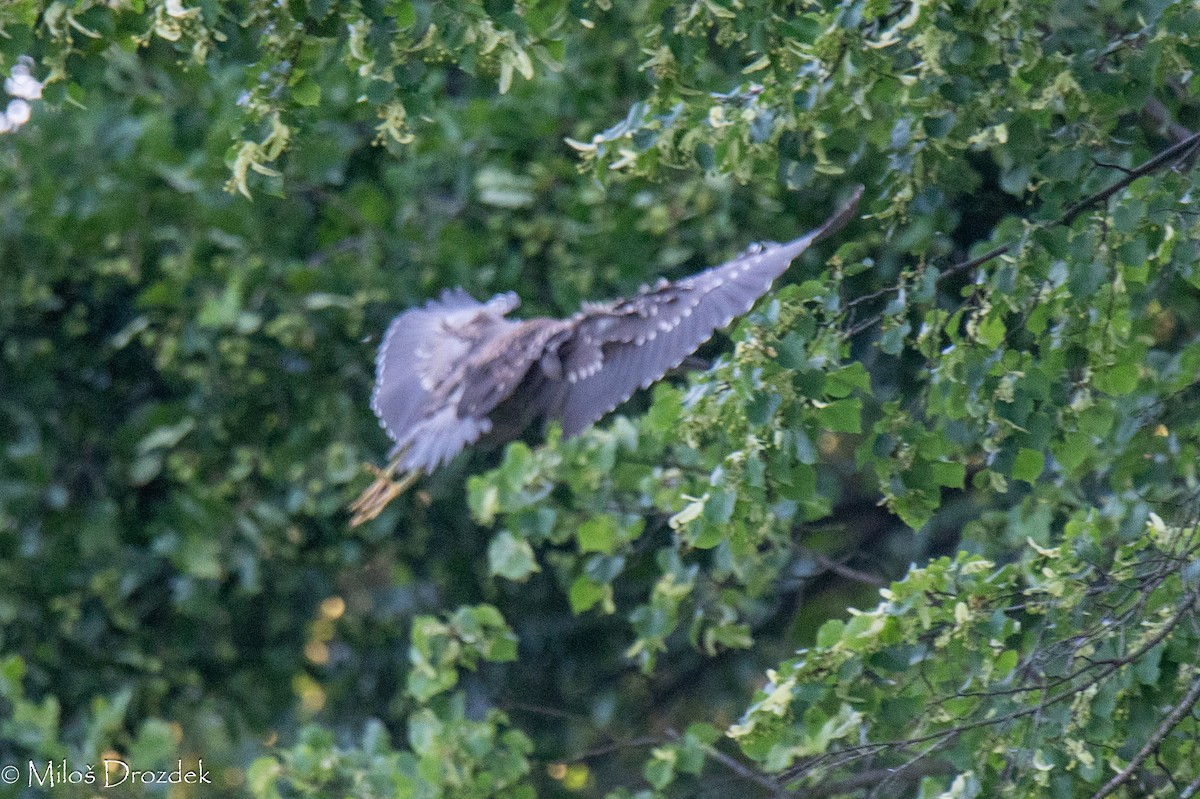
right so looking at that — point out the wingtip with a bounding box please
[770,186,863,259]
[812,184,863,243]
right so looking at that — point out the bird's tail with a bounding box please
[348,454,421,527]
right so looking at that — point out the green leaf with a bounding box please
[246,758,282,796]
[1052,431,1091,473]
[578,515,618,554]
[976,314,1007,348]
[488,531,540,581]
[703,489,736,525]
[994,649,1019,677]
[388,0,416,27]
[292,77,321,107]
[643,749,676,789]
[775,332,809,369]
[1098,361,1139,395]
[880,322,908,355]
[1134,644,1164,685]
[816,619,845,648]
[685,722,722,745]
[815,398,862,433]
[930,461,966,488]
[568,576,607,614]
[647,385,683,434]
[129,718,176,765]
[1011,449,1045,483]
[825,362,871,397]
[468,478,501,525]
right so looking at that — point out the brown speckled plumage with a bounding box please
[367,189,860,478]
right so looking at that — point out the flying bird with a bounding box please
[350,188,861,525]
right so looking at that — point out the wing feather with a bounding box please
[371,289,518,455]
[398,394,494,473]
[369,189,861,473]
[557,189,861,435]
[459,319,572,417]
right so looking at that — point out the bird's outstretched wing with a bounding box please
[371,288,519,472]
[458,319,572,420]
[556,188,861,436]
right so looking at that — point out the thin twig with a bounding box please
[1060,130,1200,226]
[696,742,788,799]
[805,760,955,798]
[502,700,594,725]
[843,117,1200,334]
[808,551,888,587]
[1086,669,1200,799]
[568,735,664,762]
[934,243,1011,284]
[1092,158,1134,176]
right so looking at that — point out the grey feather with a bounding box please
[368,188,861,473]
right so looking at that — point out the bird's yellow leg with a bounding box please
[348,459,420,527]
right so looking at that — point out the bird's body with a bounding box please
[351,190,860,524]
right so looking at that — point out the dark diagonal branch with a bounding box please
[1086,669,1200,799]
[1059,129,1200,227]
[691,741,789,799]
[946,126,1200,281]
[843,105,1200,331]
[807,550,888,587]
[802,760,955,798]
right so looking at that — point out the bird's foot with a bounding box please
[348,464,419,527]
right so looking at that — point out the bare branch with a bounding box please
[1059,129,1200,226]
[801,759,955,798]
[843,108,1200,333]
[568,735,665,762]
[1086,669,1200,799]
[807,550,888,587]
[694,741,789,799]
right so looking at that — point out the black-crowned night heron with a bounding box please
[351,188,860,524]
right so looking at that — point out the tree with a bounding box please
[0,1,1198,797]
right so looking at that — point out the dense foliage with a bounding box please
[2,0,1200,797]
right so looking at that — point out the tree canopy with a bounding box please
[1,1,1199,797]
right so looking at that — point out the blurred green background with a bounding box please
[2,1,1200,797]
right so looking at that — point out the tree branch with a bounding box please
[568,735,664,762]
[1086,669,1200,799]
[807,550,888,587]
[949,125,1200,279]
[1059,129,1200,226]
[796,759,955,798]
[694,741,789,799]
[843,105,1200,331]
